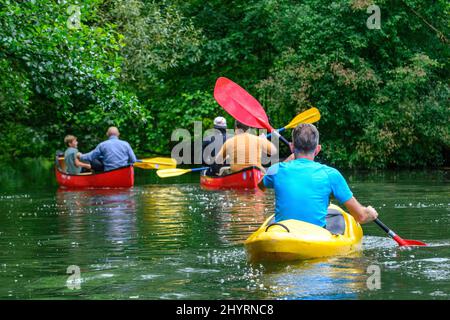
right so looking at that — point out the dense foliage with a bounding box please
[0,0,149,159]
[0,0,448,167]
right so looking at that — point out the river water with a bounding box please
[0,161,448,299]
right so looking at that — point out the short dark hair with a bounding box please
[292,124,319,154]
[235,120,250,131]
[64,135,77,147]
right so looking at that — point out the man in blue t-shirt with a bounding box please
[259,123,378,227]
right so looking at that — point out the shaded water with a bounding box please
[0,162,449,299]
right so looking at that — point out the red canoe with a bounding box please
[200,166,264,190]
[55,165,134,189]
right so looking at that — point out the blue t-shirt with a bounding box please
[263,158,353,227]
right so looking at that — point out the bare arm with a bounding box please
[74,157,91,170]
[343,197,378,224]
[260,135,278,156]
[214,140,228,165]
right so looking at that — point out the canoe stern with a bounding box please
[200,166,263,190]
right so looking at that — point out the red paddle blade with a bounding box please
[393,235,427,247]
[214,77,274,131]
[401,239,427,247]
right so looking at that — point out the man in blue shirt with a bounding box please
[78,127,137,172]
[260,123,378,227]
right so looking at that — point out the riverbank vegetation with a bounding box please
[0,0,448,168]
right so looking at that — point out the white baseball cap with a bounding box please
[213,116,227,129]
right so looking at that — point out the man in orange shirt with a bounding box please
[215,121,277,173]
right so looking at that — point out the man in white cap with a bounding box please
[202,116,229,175]
[213,116,227,129]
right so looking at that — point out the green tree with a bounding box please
[0,0,149,160]
[257,0,449,168]
[0,0,448,168]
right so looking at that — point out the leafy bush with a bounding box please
[0,0,448,168]
[256,0,449,168]
[0,0,148,157]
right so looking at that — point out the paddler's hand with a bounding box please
[344,198,379,224]
[363,206,378,223]
[259,132,267,139]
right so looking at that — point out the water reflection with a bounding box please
[0,166,448,299]
[213,189,269,245]
[260,255,367,299]
[139,185,191,255]
[138,185,271,250]
[56,188,137,243]
[55,188,139,277]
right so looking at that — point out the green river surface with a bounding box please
[0,160,449,300]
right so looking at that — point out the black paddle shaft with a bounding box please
[374,217,427,247]
[374,218,391,234]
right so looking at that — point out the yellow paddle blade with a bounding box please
[141,157,177,167]
[134,162,160,169]
[134,157,177,169]
[156,168,192,178]
[285,107,321,129]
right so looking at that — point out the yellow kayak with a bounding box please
[244,204,363,262]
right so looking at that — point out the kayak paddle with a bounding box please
[374,218,427,247]
[267,107,321,138]
[156,167,208,178]
[213,77,290,147]
[134,157,177,170]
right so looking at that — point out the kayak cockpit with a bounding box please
[244,204,363,262]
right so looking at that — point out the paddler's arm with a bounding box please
[329,168,378,224]
[260,133,278,156]
[79,144,101,163]
[215,138,232,166]
[74,155,91,170]
[126,142,137,164]
[214,142,226,165]
[344,197,378,224]
[258,163,278,191]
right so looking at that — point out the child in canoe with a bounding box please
[64,135,91,174]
